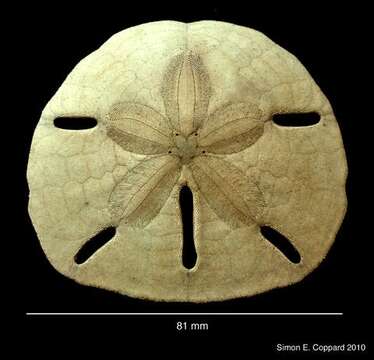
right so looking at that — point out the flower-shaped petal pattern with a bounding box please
[109,155,180,228]
[107,50,267,230]
[190,155,265,228]
[199,102,265,154]
[161,52,211,135]
[107,102,173,155]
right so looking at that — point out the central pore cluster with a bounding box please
[172,131,204,164]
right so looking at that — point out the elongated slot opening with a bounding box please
[54,116,98,130]
[272,112,320,127]
[74,226,116,264]
[180,185,197,270]
[260,226,301,264]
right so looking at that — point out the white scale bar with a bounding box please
[26,312,343,316]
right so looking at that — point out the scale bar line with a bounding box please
[26,312,343,316]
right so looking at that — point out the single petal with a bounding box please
[110,155,180,228]
[199,102,264,154]
[161,52,211,135]
[107,102,172,155]
[190,155,265,228]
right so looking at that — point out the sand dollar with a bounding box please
[27,21,347,302]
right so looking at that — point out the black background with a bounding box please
[19,2,369,355]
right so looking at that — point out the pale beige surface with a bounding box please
[27,21,347,302]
